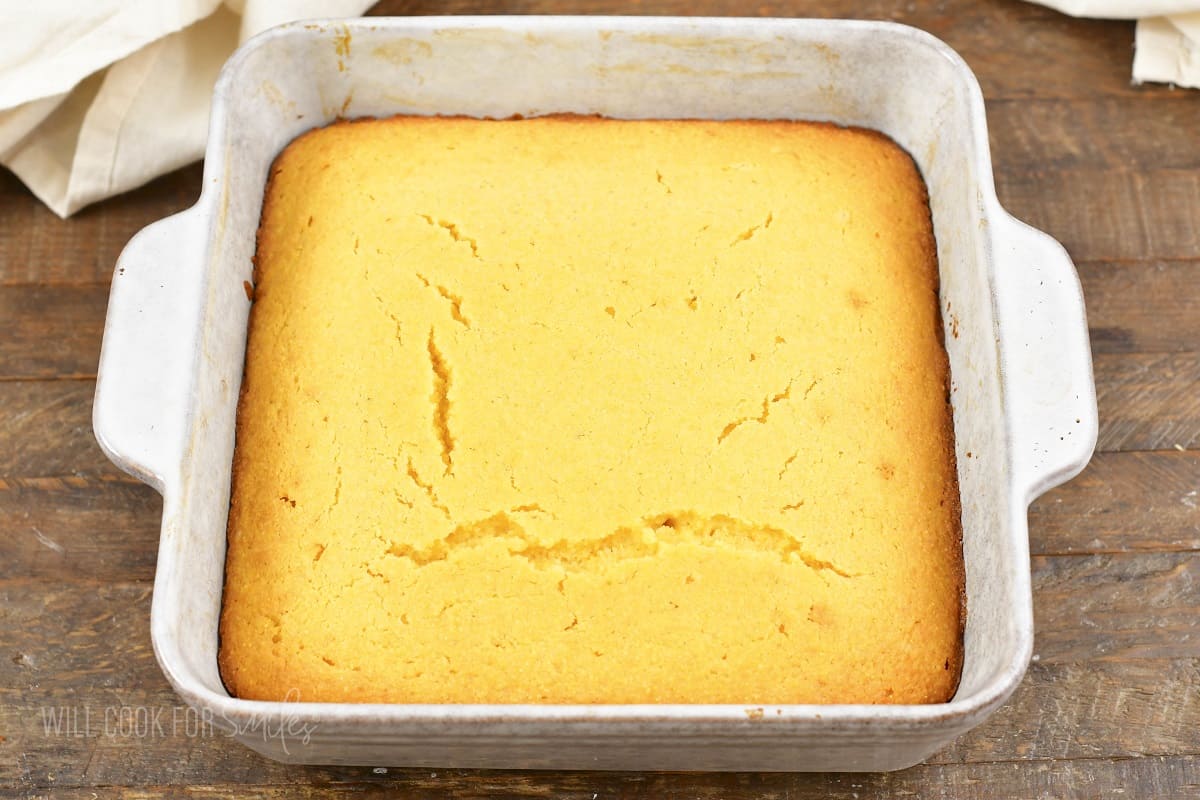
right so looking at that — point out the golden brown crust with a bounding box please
[905,151,967,693]
[219,116,964,704]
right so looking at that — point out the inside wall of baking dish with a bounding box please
[168,18,1016,707]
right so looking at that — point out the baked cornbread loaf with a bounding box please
[219,116,963,705]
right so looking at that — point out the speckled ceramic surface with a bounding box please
[93,16,1098,771]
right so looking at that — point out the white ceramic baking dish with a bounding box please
[93,16,1098,771]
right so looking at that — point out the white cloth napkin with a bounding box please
[0,0,373,217]
[1027,1,1200,88]
[1134,12,1200,86]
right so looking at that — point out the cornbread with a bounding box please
[219,116,964,705]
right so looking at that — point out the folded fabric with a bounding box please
[1025,0,1200,88]
[1134,12,1200,86]
[0,0,373,218]
[1031,0,1200,17]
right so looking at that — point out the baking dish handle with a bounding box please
[991,213,1099,504]
[94,209,206,493]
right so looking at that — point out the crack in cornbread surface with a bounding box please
[219,116,964,705]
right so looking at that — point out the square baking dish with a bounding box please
[93,16,1098,772]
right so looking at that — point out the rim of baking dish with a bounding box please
[150,15,1053,733]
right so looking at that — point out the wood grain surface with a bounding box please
[2,0,1197,797]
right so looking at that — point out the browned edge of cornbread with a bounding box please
[217,114,966,703]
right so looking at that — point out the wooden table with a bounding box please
[3,0,1197,796]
